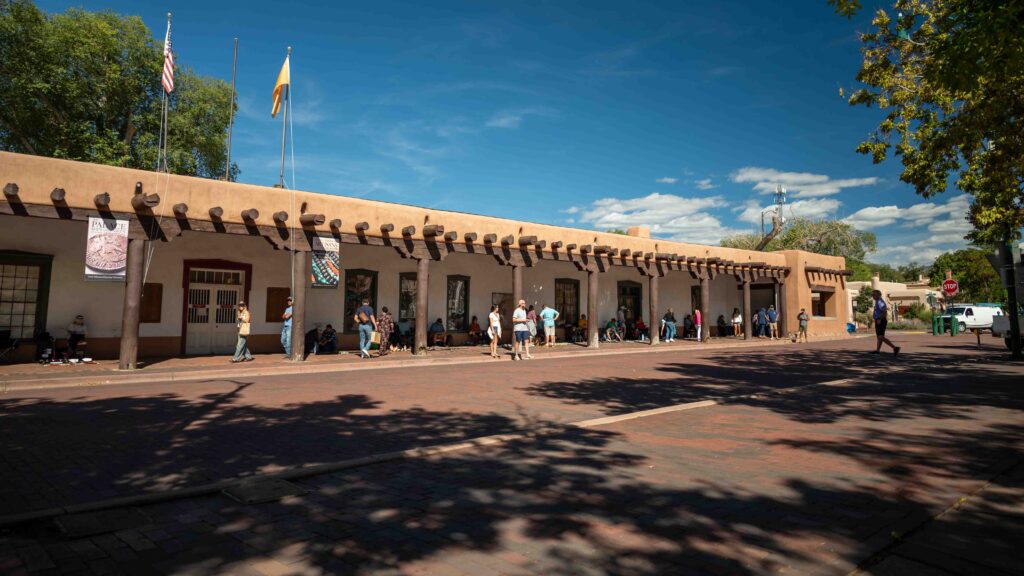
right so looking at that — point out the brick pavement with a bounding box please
[0,335,1021,574]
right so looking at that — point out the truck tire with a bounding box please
[958,321,967,333]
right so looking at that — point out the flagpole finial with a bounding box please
[167,12,172,19]
[287,46,292,54]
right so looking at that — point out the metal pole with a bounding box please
[278,48,290,188]
[224,38,238,181]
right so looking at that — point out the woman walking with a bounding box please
[231,301,253,363]
[487,304,502,358]
[377,306,395,356]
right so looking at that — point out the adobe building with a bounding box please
[0,152,850,367]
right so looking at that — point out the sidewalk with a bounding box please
[0,334,840,392]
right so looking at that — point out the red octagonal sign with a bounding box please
[942,279,959,297]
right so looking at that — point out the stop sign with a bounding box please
[942,279,959,297]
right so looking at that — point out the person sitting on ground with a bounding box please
[318,323,338,354]
[635,317,649,341]
[683,314,696,339]
[429,317,449,347]
[467,315,483,345]
[605,318,623,342]
[304,323,321,356]
[66,315,87,356]
[717,314,729,337]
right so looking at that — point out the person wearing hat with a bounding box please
[67,315,87,356]
[281,296,294,358]
[232,301,253,363]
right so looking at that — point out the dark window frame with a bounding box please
[344,269,378,333]
[554,278,580,327]
[398,272,417,323]
[0,250,53,339]
[445,275,470,332]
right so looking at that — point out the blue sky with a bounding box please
[41,0,975,264]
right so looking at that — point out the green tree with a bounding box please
[605,229,628,235]
[832,0,1024,244]
[0,1,237,179]
[928,249,1005,303]
[854,285,873,314]
[720,218,877,261]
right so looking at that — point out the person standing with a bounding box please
[797,308,810,343]
[231,301,253,363]
[767,304,779,340]
[488,304,502,359]
[872,290,900,356]
[377,306,394,356]
[353,298,378,359]
[526,305,539,346]
[663,308,677,342]
[512,299,532,360]
[731,308,743,339]
[757,308,768,339]
[281,297,293,358]
[694,308,703,342]
[539,303,559,347]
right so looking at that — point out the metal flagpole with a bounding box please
[278,47,290,188]
[224,37,238,181]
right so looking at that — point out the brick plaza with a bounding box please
[1,334,1022,575]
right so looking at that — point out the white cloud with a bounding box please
[736,198,841,225]
[574,192,744,244]
[655,177,677,184]
[843,195,970,231]
[695,178,717,190]
[731,166,878,197]
[560,206,580,214]
[485,107,557,129]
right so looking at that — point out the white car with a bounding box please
[942,305,1004,333]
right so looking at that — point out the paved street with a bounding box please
[1,334,1022,575]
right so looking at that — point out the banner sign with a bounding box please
[85,216,129,282]
[310,235,340,288]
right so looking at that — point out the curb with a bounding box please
[1,335,866,393]
[0,372,866,530]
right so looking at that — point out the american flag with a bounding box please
[162,18,174,93]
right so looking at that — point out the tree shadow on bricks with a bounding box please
[523,346,1024,424]
[10,421,1020,575]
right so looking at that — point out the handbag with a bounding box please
[239,323,250,336]
[370,331,381,345]
[527,320,537,337]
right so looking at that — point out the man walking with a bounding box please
[354,298,378,359]
[871,290,900,356]
[797,308,809,343]
[694,308,703,342]
[512,299,532,360]
[539,303,559,347]
[281,296,293,358]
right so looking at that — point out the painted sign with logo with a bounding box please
[84,216,129,282]
[310,235,340,288]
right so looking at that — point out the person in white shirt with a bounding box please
[732,308,743,338]
[511,299,532,361]
[487,304,502,359]
[67,315,87,355]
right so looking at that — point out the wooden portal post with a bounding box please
[118,238,146,370]
[289,252,308,362]
[414,257,429,355]
[648,274,659,345]
[743,279,753,340]
[587,269,599,348]
[700,277,711,342]
[777,280,787,337]
[512,264,523,309]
